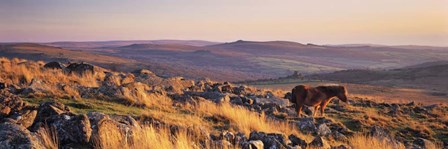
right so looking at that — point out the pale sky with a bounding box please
[1,0,447,46]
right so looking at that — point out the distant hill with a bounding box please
[45,40,220,49]
[311,61,448,92]
[2,40,448,81]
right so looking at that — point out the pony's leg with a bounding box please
[320,103,328,117]
[297,105,303,118]
[313,106,319,117]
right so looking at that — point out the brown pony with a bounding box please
[290,85,348,117]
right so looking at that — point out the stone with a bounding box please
[234,132,248,146]
[66,62,95,75]
[246,140,264,149]
[51,114,92,145]
[34,101,70,123]
[221,85,233,93]
[0,90,26,117]
[249,131,266,141]
[0,122,44,148]
[288,134,307,148]
[221,131,235,143]
[388,104,401,116]
[15,109,38,128]
[200,92,230,103]
[297,118,317,134]
[413,138,435,149]
[43,62,65,70]
[287,145,302,149]
[369,126,390,139]
[230,96,244,105]
[332,131,348,142]
[317,123,332,136]
[214,140,232,148]
[309,136,330,149]
[0,106,11,117]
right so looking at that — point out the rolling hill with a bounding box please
[310,61,448,93]
[2,40,448,81]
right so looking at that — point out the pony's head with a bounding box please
[289,88,297,104]
[336,86,348,102]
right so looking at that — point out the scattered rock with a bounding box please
[413,138,435,149]
[66,62,95,75]
[309,136,330,149]
[297,118,317,134]
[14,108,38,128]
[332,131,348,142]
[49,114,92,145]
[214,140,232,148]
[200,92,231,103]
[317,123,332,136]
[0,122,44,148]
[243,140,264,149]
[288,134,307,148]
[34,101,70,123]
[0,90,26,117]
[44,61,65,70]
[369,126,390,139]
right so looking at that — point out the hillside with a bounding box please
[0,57,447,149]
[0,43,138,71]
[46,40,220,49]
[310,61,448,93]
[3,40,448,82]
[69,40,448,81]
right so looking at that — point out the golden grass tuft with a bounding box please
[93,125,207,149]
[195,101,301,136]
[35,126,58,149]
[348,134,405,149]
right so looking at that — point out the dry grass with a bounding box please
[93,125,208,149]
[35,126,59,149]
[0,57,171,107]
[0,57,101,98]
[348,134,405,149]
[195,101,303,137]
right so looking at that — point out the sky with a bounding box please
[1,0,447,46]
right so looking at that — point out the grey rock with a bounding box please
[317,123,332,136]
[0,122,44,149]
[246,140,264,149]
[288,134,307,148]
[297,118,317,134]
[413,138,435,149]
[309,136,330,149]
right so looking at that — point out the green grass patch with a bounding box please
[23,97,145,116]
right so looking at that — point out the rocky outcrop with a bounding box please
[66,62,95,75]
[0,90,27,117]
[309,136,330,148]
[0,122,44,149]
[43,62,65,70]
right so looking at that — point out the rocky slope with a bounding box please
[0,58,446,149]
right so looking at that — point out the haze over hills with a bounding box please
[2,40,448,81]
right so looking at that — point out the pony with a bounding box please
[289,85,348,117]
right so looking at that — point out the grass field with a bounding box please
[246,80,447,105]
